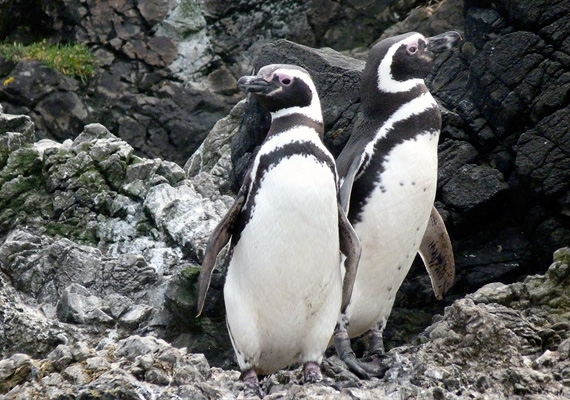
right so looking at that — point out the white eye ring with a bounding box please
[276,74,292,86]
[408,45,418,54]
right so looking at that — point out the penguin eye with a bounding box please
[407,45,418,55]
[276,74,292,86]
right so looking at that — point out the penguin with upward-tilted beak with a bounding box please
[333,31,461,378]
[197,64,361,397]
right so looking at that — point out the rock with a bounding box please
[185,100,245,200]
[515,109,570,200]
[379,0,464,41]
[0,353,33,394]
[440,164,509,217]
[48,344,74,371]
[0,111,233,364]
[56,283,114,325]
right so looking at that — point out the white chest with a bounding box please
[224,154,343,373]
[348,132,439,337]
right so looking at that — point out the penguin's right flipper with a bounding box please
[196,190,246,316]
[339,157,362,214]
[338,205,361,313]
[418,206,455,300]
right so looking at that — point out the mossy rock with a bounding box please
[0,147,42,186]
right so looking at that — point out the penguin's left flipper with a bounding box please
[338,204,361,313]
[418,206,455,300]
[196,189,246,316]
[335,206,385,380]
[339,157,362,214]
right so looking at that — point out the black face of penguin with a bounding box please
[359,31,461,118]
[391,31,463,82]
[390,35,435,81]
[237,65,313,114]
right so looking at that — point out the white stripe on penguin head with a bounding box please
[377,33,426,93]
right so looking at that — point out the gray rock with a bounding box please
[0,353,32,394]
[185,99,246,201]
[47,344,74,371]
[440,164,509,214]
[70,341,91,362]
[143,182,225,260]
[120,305,153,329]
[56,284,114,325]
[2,247,570,397]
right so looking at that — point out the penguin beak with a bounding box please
[238,75,274,94]
[426,31,462,53]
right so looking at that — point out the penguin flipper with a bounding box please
[339,157,362,214]
[196,192,246,316]
[338,205,361,313]
[418,206,455,300]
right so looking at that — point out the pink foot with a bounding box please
[303,361,323,383]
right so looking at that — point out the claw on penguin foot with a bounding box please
[303,361,323,383]
[358,354,390,378]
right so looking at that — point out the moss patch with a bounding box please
[0,40,95,83]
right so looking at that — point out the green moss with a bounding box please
[0,175,42,207]
[0,40,95,83]
[77,169,107,191]
[179,0,201,19]
[0,147,41,186]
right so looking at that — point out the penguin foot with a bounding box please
[363,329,386,358]
[303,361,323,383]
[342,352,391,379]
[334,330,370,379]
[358,354,390,378]
[241,368,265,398]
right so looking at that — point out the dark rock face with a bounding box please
[0,0,231,165]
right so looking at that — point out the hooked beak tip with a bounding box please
[427,31,463,53]
[238,75,273,94]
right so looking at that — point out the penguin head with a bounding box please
[363,31,462,94]
[238,64,322,122]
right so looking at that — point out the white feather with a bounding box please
[361,92,437,173]
[347,131,439,338]
[225,147,342,374]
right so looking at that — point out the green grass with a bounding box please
[0,40,95,83]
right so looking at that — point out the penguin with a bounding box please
[333,31,461,377]
[196,64,361,397]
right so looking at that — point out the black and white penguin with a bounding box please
[333,31,461,377]
[196,64,360,396]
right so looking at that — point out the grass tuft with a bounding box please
[0,40,95,83]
